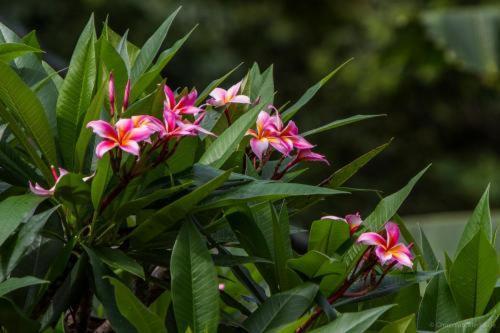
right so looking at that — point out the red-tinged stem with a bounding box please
[224,107,232,125]
[271,155,286,179]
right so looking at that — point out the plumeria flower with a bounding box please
[294,149,329,165]
[246,111,283,160]
[207,81,250,107]
[87,118,154,158]
[321,212,362,235]
[148,109,212,139]
[29,166,68,197]
[357,222,413,268]
[269,115,314,155]
[164,85,202,116]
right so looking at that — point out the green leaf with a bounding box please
[212,254,272,266]
[131,26,196,101]
[130,169,231,243]
[84,247,136,333]
[343,165,430,270]
[100,37,128,107]
[281,58,352,122]
[200,181,346,209]
[310,304,394,333]
[149,290,171,322]
[131,7,181,80]
[308,218,350,256]
[0,61,57,164]
[456,185,492,253]
[0,276,47,297]
[74,80,106,171]
[435,312,498,333]
[302,114,385,137]
[449,230,498,318]
[171,221,219,333]
[0,297,39,333]
[94,247,145,280]
[287,251,345,279]
[243,283,318,333]
[108,277,166,333]
[418,272,460,331]
[0,206,58,279]
[379,314,416,333]
[56,15,96,168]
[0,194,45,247]
[419,225,439,270]
[198,96,271,168]
[327,140,392,188]
[91,154,111,210]
[0,42,42,62]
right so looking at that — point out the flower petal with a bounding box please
[87,120,117,141]
[256,111,271,133]
[115,118,134,139]
[95,140,118,158]
[119,140,140,156]
[357,232,386,247]
[391,248,413,268]
[321,215,345,221]
[209,87,227,103]
[29,182,54,197]
[226,81,242,101]
[385,222,400,248]
[164,85,176,110]
[230,95,250,104]
[250,138,269,160]
[375,246,393,265]
[127,127,153,142]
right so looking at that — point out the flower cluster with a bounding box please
[358,222,413,268]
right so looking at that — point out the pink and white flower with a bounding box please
[164,85,202,116]
[29,166,68,197]
[147,109,212,139]
[270,116,314,155]
[246,111,283,160]
[208,81,250,107]
[87,118,154,158]
[321,212,362,235]
[357,222,413,268]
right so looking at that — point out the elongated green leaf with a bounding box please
[131,26,196,101]
[130,169,231,243]
[419,225,439,270]
[308,218,350,256]
[0,194,45,247]
[282,58,353,122]
[379,314,416,333]
[0,206,58,279]
[171,221,219,333]
[418,272,460,331]
[84,247,136,333]
[456,185,492,253]
[0,297,39,333]
[287,251,345,279]
[131,7,181,80]
[196,63,243,105]
[149,290,171,322]
[198,96,270,168]
[343,165,430,270]
[435,312,498,333]
[310,304,394,333]
[327,140,392,188]
[0,61,57,163]
[91,154,111,209]
[449,230,498,318]
[243,283,318,333]
[0,42,42,62]
[200,181,346,209]
[0,276,47,297]
[74,80,106,171]
[108,277,166,333]
[212,254,272,266]
[94,247,144,279]
[56,15,96,168]
[302,114,385,137]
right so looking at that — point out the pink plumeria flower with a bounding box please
[87,119,154,158]
[294,149,329,165]
[246,111,283,160]
[269,115,314,155]
[357,222,413,268]
[148,109,212,139]
[208,81,251,107]
[321,212,362,235]
[29,166,68,197]
[164,85,203,116]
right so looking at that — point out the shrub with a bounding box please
[0,8,497,333]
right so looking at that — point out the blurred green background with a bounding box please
[1,0,499,221]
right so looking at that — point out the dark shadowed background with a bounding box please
[1,0,499,225]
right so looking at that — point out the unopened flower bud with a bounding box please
[109,72,116,117]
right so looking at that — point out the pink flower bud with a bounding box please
[109,72,116,117]
[122,79,131,113]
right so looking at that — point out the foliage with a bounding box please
[0,9,498,333]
